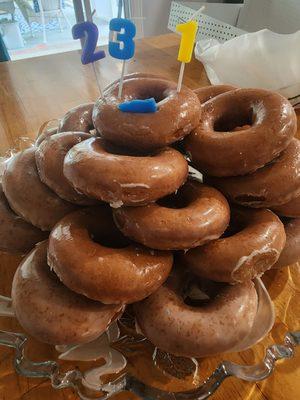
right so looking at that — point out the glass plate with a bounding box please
[0,268,299,400]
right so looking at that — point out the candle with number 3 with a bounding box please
[176,20,198,92]
[109,18,136,98]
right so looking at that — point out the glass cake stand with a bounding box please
[0,136,299,399]
[0,263,299,400]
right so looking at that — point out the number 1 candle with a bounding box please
[109,18,136,99]
[176,20,198,92]
[175,5,205,93]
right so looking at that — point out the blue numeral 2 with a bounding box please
[72,22,106,65]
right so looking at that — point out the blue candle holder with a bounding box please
[118,98,158,113]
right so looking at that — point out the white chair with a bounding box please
[28,0,71,43]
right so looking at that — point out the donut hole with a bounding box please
[214,108,253,132]
[235,195,266,203]
[87,219,130,249]
[157,185,193,209]
[135,84,170,103]
[221,210,251,238]
[183,278,226,307]
[157,193,189,209]
[93,233,130,249]
[102,140,150,157]
[221,221,246,238]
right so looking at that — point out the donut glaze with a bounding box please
[2,148,77,231]
[58,103,94,133]
[194,84,236,104]
[134,267,258,358]
[272,195,300,218]
[0,184,47,254]
[93,76,201,151]
[63,137,188,206]
[48,207,173,304]
[273,218,300,268]
[36,127,58,146]
[181,208,286,283]
[185,89,297,177]
[113,180,230,250]
[35,119,60,146]
[36,132,97,205]
[207,139,300,208]
[12,241,122,345]
[105,72,165,91]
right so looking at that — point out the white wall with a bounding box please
[130,0,173,37]
[237,0,300,33]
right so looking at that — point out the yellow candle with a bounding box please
[176,20,198,63]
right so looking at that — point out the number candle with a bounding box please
[109,18,136,99]
[175,6,205,93]
[72,21,106,96]
[72,22,106,64]
[176,20,198,92]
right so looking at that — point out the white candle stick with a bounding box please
[92,63,103,98]
[177,61,186,93]
[118,59,126,99]
[190,5,205,22]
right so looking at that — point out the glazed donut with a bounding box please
[35,120,59,146]
[272,195,300,218]
[105,72,166,91]
[36,132,97,205]
[36,127,57,146]
[194,84,237,104]
[63,137,188,206]
[48,207,173,304]
[0,184,47,254]
[2,148,77,231]
[181,208,286,283]
[134,267,258,358]
[185,88,297,177]
[206,139,300,208]
[273,218,300,268]
[113,180,230,250]
[58,103,94,133]
[93,76,201,151]
[12,241,122,345]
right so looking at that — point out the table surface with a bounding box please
[0,33,299,400]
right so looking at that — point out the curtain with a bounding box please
[0,32,10,62]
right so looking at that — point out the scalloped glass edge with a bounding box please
[1,277,300,400]
[0,329,299,400]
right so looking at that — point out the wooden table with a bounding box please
[0,33,299,400]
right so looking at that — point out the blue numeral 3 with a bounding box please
[109,18,136,60]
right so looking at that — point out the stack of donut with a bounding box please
[2,74,299,359]
[184,85,300,276]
